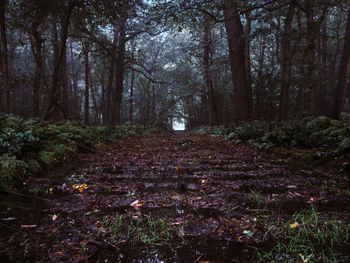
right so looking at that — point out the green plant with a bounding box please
[247,190,265,210]
[102,214,174,246]
[0,154,28,187]
[257,207,350,262]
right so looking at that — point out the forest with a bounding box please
[1,0,350,262]
[0,0,349,127]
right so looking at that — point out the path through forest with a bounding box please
[1,132,350,262]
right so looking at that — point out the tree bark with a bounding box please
[279,1,296,121]
[41,0,75,122]
[334,8,350,119]
[223,0,250,125]
[112,19,126,126]
[203,21,219,126]
[244,12,252,112]
[0,0,9,112]
[30,13,45,117]
[83,42,90,125]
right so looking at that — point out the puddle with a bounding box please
[95,238,257,262]
[0,159,89,255]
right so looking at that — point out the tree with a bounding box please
[279,1,296,121]
[0,0,10,112]
[223,0,250,124]
[334,7,350,119]
[41,0,76,121]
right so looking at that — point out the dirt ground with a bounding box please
[1,132,350,262]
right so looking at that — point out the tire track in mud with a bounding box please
[3,132,350,262]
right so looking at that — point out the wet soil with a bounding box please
[1,132,349,262]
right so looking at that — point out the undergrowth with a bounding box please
[194,113,350,161]
[257,206,350,263]
[101,213,175,246]
[0,114,157,188]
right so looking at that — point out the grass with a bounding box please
[257,206,350,262]
[247,190,266,210]
[101,213,175,246]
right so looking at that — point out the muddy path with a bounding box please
[1,132,350,262]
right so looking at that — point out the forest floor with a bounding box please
[1,132,350,262]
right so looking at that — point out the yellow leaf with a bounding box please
[290,222,299,229]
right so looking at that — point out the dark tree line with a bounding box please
[0,0,350,129]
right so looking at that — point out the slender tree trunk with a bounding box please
[255,36,266,119]
[305,0,317,116]
[203,22,219,126]
[83,42,89,125]
[30,15,45,117]
[0,0,9,112]
[223,0,250,124]
[319,21,328,116]
[112,19,126,126]
[334,8,350,119]
[244,12,252,112]
[279,1,296,121]
[70,39,79,120]
[62,45,70,118]
[105,60,115,125]
[130,68,135,126]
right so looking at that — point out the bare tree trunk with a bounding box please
[83,42,89,125]
[279,1,296,121]
[30,13,45,117]
[112,19,126,126]
[105,60,115,125]
[223,0,250,124]
[203,21,218,126]
[304,0,327,116]
[255,36,266,119]
[0,0,9,112]
[244,12,252,112]
[70,39,79,120]
[62,44,70,118]
[41,0,75,122]
[334,8,350,119]
[130,68,135,126]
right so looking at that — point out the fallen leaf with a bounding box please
[1,217,16,221]
[290,222,299,229]
[21,225,37,228]
[130,200,140,207]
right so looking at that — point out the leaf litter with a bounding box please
[0,132,350,262]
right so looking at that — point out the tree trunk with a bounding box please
[112,19,126,126]
[223,0,250,124]
[30,14,45,117]
[334,8,350,119]
[41,0,75,122]
[130,70,135,127]
[279,1,296,121]
[70,39,79,120]
[203,21,219,126]
[0,0,9,112]
[105,60,115,125]
[305,0,317,116]
[244,12,252,112]
[255,36,266,119]
[62,44,70,118]
[83,42,89,125]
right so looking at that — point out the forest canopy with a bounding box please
[0,0,350,129]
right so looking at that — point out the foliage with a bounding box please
[0,155,28,187]
[0,114,157,188]
[102,213,175,246]
[196,114,350,158]
[258,207,350,262]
